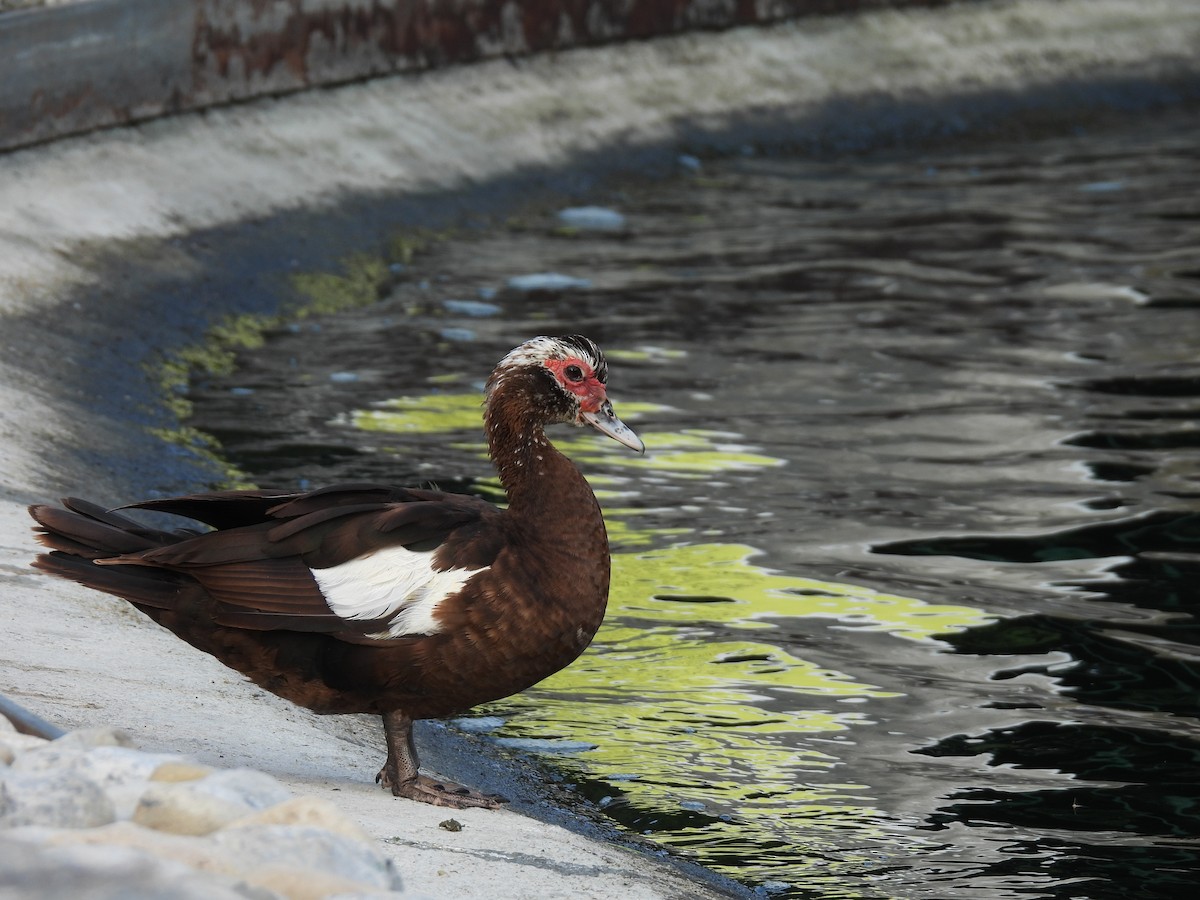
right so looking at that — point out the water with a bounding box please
[187,107,1200,898]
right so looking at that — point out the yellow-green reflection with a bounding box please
[354,393,484,433]
[557,429,785,474]
[612,542,991,641]
[475,537,991,892]
[351,393,665,437]
[352,391,781,478]
[604,346,689,363]
[453,428,784,479]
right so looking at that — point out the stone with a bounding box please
[240,865,392,899]
[10,744,90,775]
[441,298,500,317]
[557,206,627,232]
[133,767,293,835]
[21,821,237,872]
[210,824,404,891]
[0,732,48,760]
[49,726,135,750]
[150,761,214,783]
[506,272,592,292]
[0,728,410,895]
[0,768,115,829]
[192,768,294,812]
[224,796,372,843]
[11,820,412,895]
[0,830,261,900]
[12,743,185,820]
[134,781,258,836]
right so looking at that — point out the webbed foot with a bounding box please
[377,767,505,809]
[377,710,506,809]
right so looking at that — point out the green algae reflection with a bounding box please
[481,539,992,891]
[613,542,990,641]
[354,393,486,434]
[353,391,782,476]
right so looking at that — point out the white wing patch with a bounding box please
[311,545,486,639]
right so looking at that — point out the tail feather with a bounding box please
[28,500,190,611]
[26,496,349,714]
[31,550,187,611]
[29,500,175,557]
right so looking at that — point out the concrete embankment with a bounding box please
[2,1,1199,897]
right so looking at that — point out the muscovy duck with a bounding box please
[29,334,643,809]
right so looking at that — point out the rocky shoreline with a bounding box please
[1,712,415,898]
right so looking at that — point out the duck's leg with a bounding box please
[376,710,505,809]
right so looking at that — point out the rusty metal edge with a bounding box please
[0,0,956,153]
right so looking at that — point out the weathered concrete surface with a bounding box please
[2,1,1200,897]
[1,0,957,151]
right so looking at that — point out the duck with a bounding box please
[29,334,644,809]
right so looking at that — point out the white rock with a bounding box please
[12,745,185,820]
[133,768,292,836]
[149,761,215,783]
[1042,282,1150,304]
[9,744,88,776]
[506,272,592,292]
[0,733,49,759]
[0,831,257,899]
[557,206,627,232]
[0,769,116,829]
[441,298,500,317]
[210,824,404,891]
[239,864,400,897]
[133,784,242,836]
[223,796,372,843]
[439,326,476,342]
[192,768,294,812]
[49,726,135,750]
[14,820,245,875]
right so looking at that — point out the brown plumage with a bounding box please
[29,335,643,808]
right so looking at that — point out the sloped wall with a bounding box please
[0,0,956,150]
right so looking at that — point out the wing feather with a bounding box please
[99,485,505,641]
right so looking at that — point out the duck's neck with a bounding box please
[484,403,600,525]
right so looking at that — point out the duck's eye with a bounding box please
[564,364,585,382]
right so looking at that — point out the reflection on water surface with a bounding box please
[189,106,1200,898]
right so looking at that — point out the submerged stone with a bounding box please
[506,272,592,292]
[557,206,628,232]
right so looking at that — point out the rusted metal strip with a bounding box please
[0,0,952,152]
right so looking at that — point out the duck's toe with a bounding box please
[385,772,506,809]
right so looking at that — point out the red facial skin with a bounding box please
[544,357,607,414]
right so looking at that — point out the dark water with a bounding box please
[187,107,1200,898]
